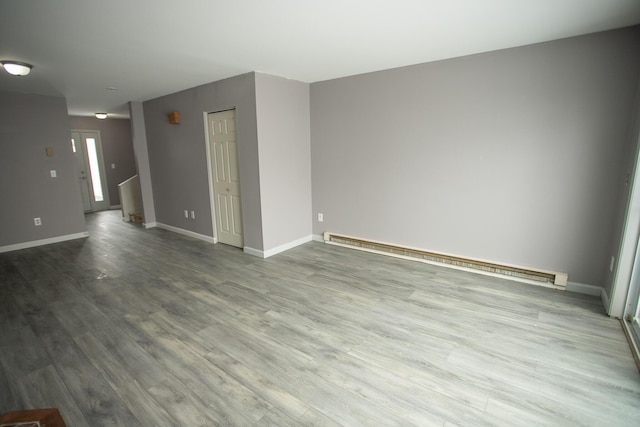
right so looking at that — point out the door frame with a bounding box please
[203,108,243,246]
[71,129,110,212]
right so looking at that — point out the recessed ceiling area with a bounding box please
[1,0,639,117]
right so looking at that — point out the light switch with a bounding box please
[111,163,116,169]
[50,170,57,178]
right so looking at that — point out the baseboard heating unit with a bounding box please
[323,232,568,289]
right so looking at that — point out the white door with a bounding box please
[71,130,109,212]
[207,110,243,248]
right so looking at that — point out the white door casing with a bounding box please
[71,130,109,212]
[207,110,244,248]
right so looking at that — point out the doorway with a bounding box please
[207,109,244,248]
[71,130,109,212]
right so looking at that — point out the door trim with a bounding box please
[204,112,219,244]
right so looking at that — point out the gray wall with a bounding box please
[310,27,640,286]
[68,116,135,206]
[255,73,312,250]
[0,91,86,247]
[129,101,156,225]
[143,73,263,250]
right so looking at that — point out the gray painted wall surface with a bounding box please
[143,73,263,250]
[255,73,312,250]
[129,102,156,225]
[0,91,86,246]
[310,27,640,286]
[68,116,135,206]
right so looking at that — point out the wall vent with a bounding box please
[323,232,568,289]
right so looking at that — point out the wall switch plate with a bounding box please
[184,209,189,218]
[190,210,196,219]
[50,170,57,178]
[34,217,42,226]
[111,163,116,169]
[318,213,324,222]
[610,256,615,272]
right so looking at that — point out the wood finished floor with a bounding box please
[1,210,639,426]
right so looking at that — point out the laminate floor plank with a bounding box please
[10,292,145,427]
[73,332,180,427]
[0,357,17,412]
[1,210,638,426]
[11,364,89,426]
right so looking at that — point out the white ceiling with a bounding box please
[1,0,639,118]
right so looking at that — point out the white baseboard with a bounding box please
[0,231,90,253]
[243,246,264,258]
[155,222,215,243]
[312,234,324,242]
[110,204,122,209]
[601,288,611,315]
[244,235,313,259]
[143,221,157,229]
[566,281,603,296]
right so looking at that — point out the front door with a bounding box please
[71,130,109,212]
[207,110,244,248]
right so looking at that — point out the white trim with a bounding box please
[566,281,603,296]
[312,234,324,242]
[244,235,313,258]
[244,246,264,258]
[601,288,612,315]
[263,235,312,258]
[0,232,89,253]
[143,221,157,229]
[155,222,215,243]
[203,111,219,245]
[109,204,122,209]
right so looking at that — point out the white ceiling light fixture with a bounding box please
[95,113,108,119]
[1,61,33,76]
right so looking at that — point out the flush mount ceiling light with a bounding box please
[1,61,33,76]
[95,113,108,120]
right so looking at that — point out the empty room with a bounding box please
[1,1,640,425]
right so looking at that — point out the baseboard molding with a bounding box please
[566,281,603,296]
[155,222,215,244]
[109,204,122,209]
[243,246,264,258]
[312,234,324,242]
[244,235,313,259]
[601,287,612,316]
[143,221,157,229]
[0,231,89,253]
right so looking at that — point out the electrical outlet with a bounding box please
[50,170,57,178]
[190,210,196,219]
[34,217,42,226]
[184,209,189,218]
[318,213,324,222]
